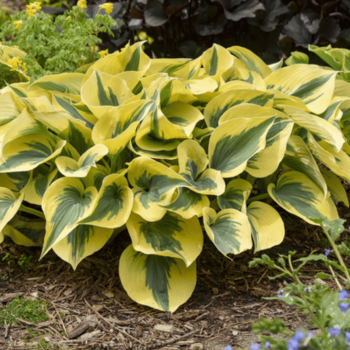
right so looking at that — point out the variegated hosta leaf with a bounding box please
[265,65,337,114]
[52,95,97,129]
[272,89,310,111]
[127,156,190,221]
[319,99,344,124]
[81,70,134,119]
[145,58,191,78]
[209,116,275,178]
[228,46,272,79]
[55,144,109,178]
[23,169,58,205]
[0,171,32,193]
[126,211,203,266]
[204,89,274,128]
[308,45,350,71]
[52,225,114,270]
[282,106,344,152]
[202,207,252,256]
[184,77,218,95]
[247,201,285,252]
[177,140,225,195]
[80,174,133,228]
[0,136,66,173]
[83,42,151,84]
[201,44,233,79]
[82,164,110,190]
[268,171,338,225]
[30,73,84,96]
[319,168,349,207]
[128,142,178,160]
[162,102,204,137]
[92,100,156,156]
[219,104,294,178]
[2,216,45,247]
[0,188,24,232]
[135,108,189,151]
[1,108,49,151]
[283,135,327,198]
[119,245,197,312]
[162,187,210,219]
[217,178,252,212]
[308,133,350,183]
[0,91,22,122]
[41,178,98,257]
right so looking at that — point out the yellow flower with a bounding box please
[77,0,87,9]
[99,3,113,15]
[26,2,42,17]
[7,57,21,71]
[13,20,23,29]
[99,49,109,58]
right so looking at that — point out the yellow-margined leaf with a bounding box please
[0,187,24,232]
[2,215,45,247]
[201,44,233,78]
[119,245,196,312]
[30,73,84,96]
[92,100,156,155]
[282,106,344,152]
[80,174,133,228]
[52,225,114,270]
[247,201,285,252]
[81,70,134,119]
[204,89,274,128]
[162,187,210,219]
[268,171,338,225]
[135,108,189,151]
[209,116,275,178]
[41,178,98,257]
[127,156,190,221]
[282,135,327,198]
[202,207,252,256]
[177,140,225,195]
[128,141,178,160]
[219,104,293,177]
[126,211,203,266]
[0,171,32,193]
[228,46,272,79]
[217,178,252,212]
[0,136,66,173]
[308,133,350,183]
[162,102,204,137]
[265,65,337,114]
[55,144,109,178]
[319,168,349,207]
[23,169,58,205]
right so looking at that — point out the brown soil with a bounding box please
[0,206,349,350]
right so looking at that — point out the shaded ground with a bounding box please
[0,207,349,350]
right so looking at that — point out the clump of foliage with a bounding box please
[0,1,117,86]
[0,297,49,325]
[1,42,350,313]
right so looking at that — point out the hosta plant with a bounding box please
[1,42,350,312]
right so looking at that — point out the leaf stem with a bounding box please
[246,193,270,204]
[19,205,45,219]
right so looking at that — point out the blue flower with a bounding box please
[278,290,284,297]
[294,330,304,341]
[339,302,350,313]
[325,248,332,256]
[265,341,271,348]
[225,346,233,350]
[329,327,341,337]
[345,331,350,343]
[339,290,349,300]
[251,344,260,350]
[287,338,299,350]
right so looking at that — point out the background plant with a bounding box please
[0,1,117,86]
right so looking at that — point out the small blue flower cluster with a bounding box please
[339,289,350,314]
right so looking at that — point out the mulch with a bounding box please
[0,206,349,350]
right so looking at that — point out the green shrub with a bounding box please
[0,42,350,312]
